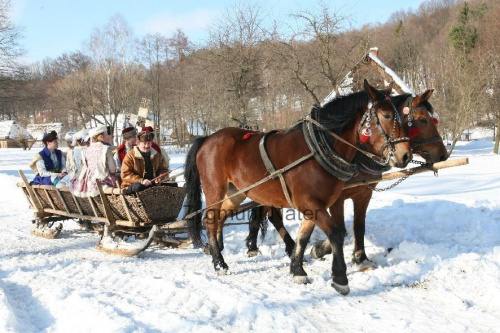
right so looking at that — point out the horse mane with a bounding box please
[391,93,434,114]
[314,90,371,134]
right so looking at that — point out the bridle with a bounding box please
[403,96,443,150]
[357,93,410,166]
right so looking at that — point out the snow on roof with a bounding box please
[0,121,33,140]
[321,48,415,106]
[26,123,63,141]
[366,52,413,95]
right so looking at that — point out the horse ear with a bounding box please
[363,79,378,102]
[385,82,394,95]
[413,89,434,106]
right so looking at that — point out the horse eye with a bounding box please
[419,118,428,124]
[383,114,391,119]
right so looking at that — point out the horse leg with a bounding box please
[268,207,295,257]
[290,217,315,284]
[213,183,246,254]
[310,198,346,259]
[313,208,349,295]
[203,203,229,275]
[246,206,267,257]
[352,192,374,270]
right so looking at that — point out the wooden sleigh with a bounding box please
[17,170,187,256]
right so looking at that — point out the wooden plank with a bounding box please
[18,170,43,212]
[119,193,134,223]
[96,182,116,225]
[344,158,469,189]
[44,189,57,210]
[71,193,84,215]
[114,220,140,227]
[42,208,108,223]
[87,197,99,217]
[55,188,70,213]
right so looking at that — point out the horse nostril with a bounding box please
[403,152,410,164]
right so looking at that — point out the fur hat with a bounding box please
[141,126,154,133]
[64,131,75,142]
[122,126,137,139]
[42,131,58,145]
[137,131,154,142]
[89,125,107,138]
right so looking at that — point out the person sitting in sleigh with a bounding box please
[121,130,168,195]
[29,130,68,187]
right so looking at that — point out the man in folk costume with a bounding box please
[121,130,168,195]
[70,125,117,197]
[113,126,137,172]
[30,131,68,186]
[141,126,170,171]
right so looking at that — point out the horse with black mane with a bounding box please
[184,80,411,294]
[245,89,448,279]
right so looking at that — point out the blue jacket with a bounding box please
[30,147,63,185]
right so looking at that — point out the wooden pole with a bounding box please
[344,158,469,189]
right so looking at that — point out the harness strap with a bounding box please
[184,150,315,220]
[303,119,358,181]
[305,117,384,161]
[259,131,296,209]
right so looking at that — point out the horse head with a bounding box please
[400,89,448,163]
[361,80,412,168]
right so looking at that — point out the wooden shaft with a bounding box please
[344,158,469,189]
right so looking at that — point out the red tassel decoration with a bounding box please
[433,118,439,125]
[360,134,370,144]
[360,128,371,144]
[242,132,255,140]
[408,127,421,138]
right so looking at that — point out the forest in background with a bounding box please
[0,0,499,153]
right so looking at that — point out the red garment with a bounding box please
[117,142,127,162]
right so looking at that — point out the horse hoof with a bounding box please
[217,269,228,276]
[357,260,376,272]
[310,242,327,260]
[331,281,350,295]
[203,243,211,255]
[310,246,320,259]
[247,249,259,257]
[293,275,309,284]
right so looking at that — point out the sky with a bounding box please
[10,0,430,63]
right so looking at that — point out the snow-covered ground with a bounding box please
[0,142,499,332]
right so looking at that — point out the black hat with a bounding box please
[42,131,58,145]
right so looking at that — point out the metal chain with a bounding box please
[365,159,428,192]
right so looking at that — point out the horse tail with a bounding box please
[185,136,208,247]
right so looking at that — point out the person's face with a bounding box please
[138,140,151,153]
[99,133,109,143]
[67,141,75,149]
[125,136,136,147]
[47,139,58,151]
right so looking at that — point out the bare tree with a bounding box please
[270,2,363,104]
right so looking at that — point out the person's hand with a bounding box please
[142,179,152,186]
[58,172,67,179]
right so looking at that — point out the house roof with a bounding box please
[26,123,63,141]
[0,121,33,140]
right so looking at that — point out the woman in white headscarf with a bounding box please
[66,129,89,178]
[70,126,117,197]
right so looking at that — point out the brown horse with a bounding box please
[184,80,411,293]
[309,89,448,265]
[245,89,448,278]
